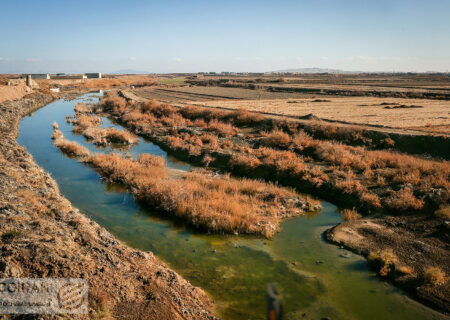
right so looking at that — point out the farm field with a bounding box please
[131,85,315,103]
[192,96,450,134]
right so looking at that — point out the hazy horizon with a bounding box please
[1,0,449,74]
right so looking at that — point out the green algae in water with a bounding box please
[17,94,448,320]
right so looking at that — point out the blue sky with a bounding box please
[1,0,449,73]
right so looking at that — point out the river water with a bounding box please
[17,93,446,319]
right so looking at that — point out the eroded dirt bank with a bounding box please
[0,93,216,319]
[325,215,449,314]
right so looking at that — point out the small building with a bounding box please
[50,74,87,80]
[22,74,50,80]
[85,73,102,79]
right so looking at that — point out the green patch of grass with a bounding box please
[158,77,186,85]
[2,230,22,241]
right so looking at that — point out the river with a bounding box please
[17,92,445,319]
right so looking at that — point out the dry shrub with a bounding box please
[103,128,138,145]
[341,208,361,221]
[335,179,365,195]
[192,118,207,128]
[202,154,215,166]
[385,188,424,211]
[207,119,238,137]
[229,154,262,171]
[73,115,102,133]
[165,136,188,151]
[424,267,446,286]
[160,113,186,127]
[434,206,450,219]
[396,265,414,275]
[368,249,398,277]
[201,133,219,150]
[290,131,314,150]
[137,153,165,168]
[122,111,155,127]
[262,129,291,148]
[100,92,127,113]
[74,102,91,113]
[232,108,264,125]
[360,192,382,208]
[141,99,176,117]
[179,105,210,120]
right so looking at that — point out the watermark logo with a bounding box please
[0,278,87,314]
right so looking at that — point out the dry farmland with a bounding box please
[193,97,449,134]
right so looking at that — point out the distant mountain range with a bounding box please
[269,67,356,74]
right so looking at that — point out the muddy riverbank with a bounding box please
[0,92,216,319]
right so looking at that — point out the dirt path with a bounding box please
[0,92,216,319]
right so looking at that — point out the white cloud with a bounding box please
[320,56,329,61]
[295,56,304,62]
[0,57,8,61]
[25,58,40,62]
[174,57,181,62]
[129,56,136,61]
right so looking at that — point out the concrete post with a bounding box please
[26,75,32,87]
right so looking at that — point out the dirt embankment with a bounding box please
[325,215,449,314]
[0,92,216,319]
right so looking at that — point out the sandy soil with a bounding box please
[0,85,31,103]
[0,92,216,319]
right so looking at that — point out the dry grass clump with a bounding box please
[52,127,90,158]
[229,154,262,170]
[100,92,127,113]
[396,265,414,275]
[262,129,291,148]
[83,127,139,146]
[360,192,382,208]
[424,267,446,286]
[74,102,91,113]
[368,249,399,277]
[434,206,450,219]
[341,208,362,221]
[385,188,424,212]
[72,114,102,133]
[200,133,220,150]
[141,99,176,117]
[232,108,264,125]
[206,119,238,137]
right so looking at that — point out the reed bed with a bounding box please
[52,126,318,237]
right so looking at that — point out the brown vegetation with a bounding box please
[52,129,91,157]
[52,129,318,237]
[424,267,446,286]
[368,249,399,277]
[341,208,362,221]
[95,93,449,217]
